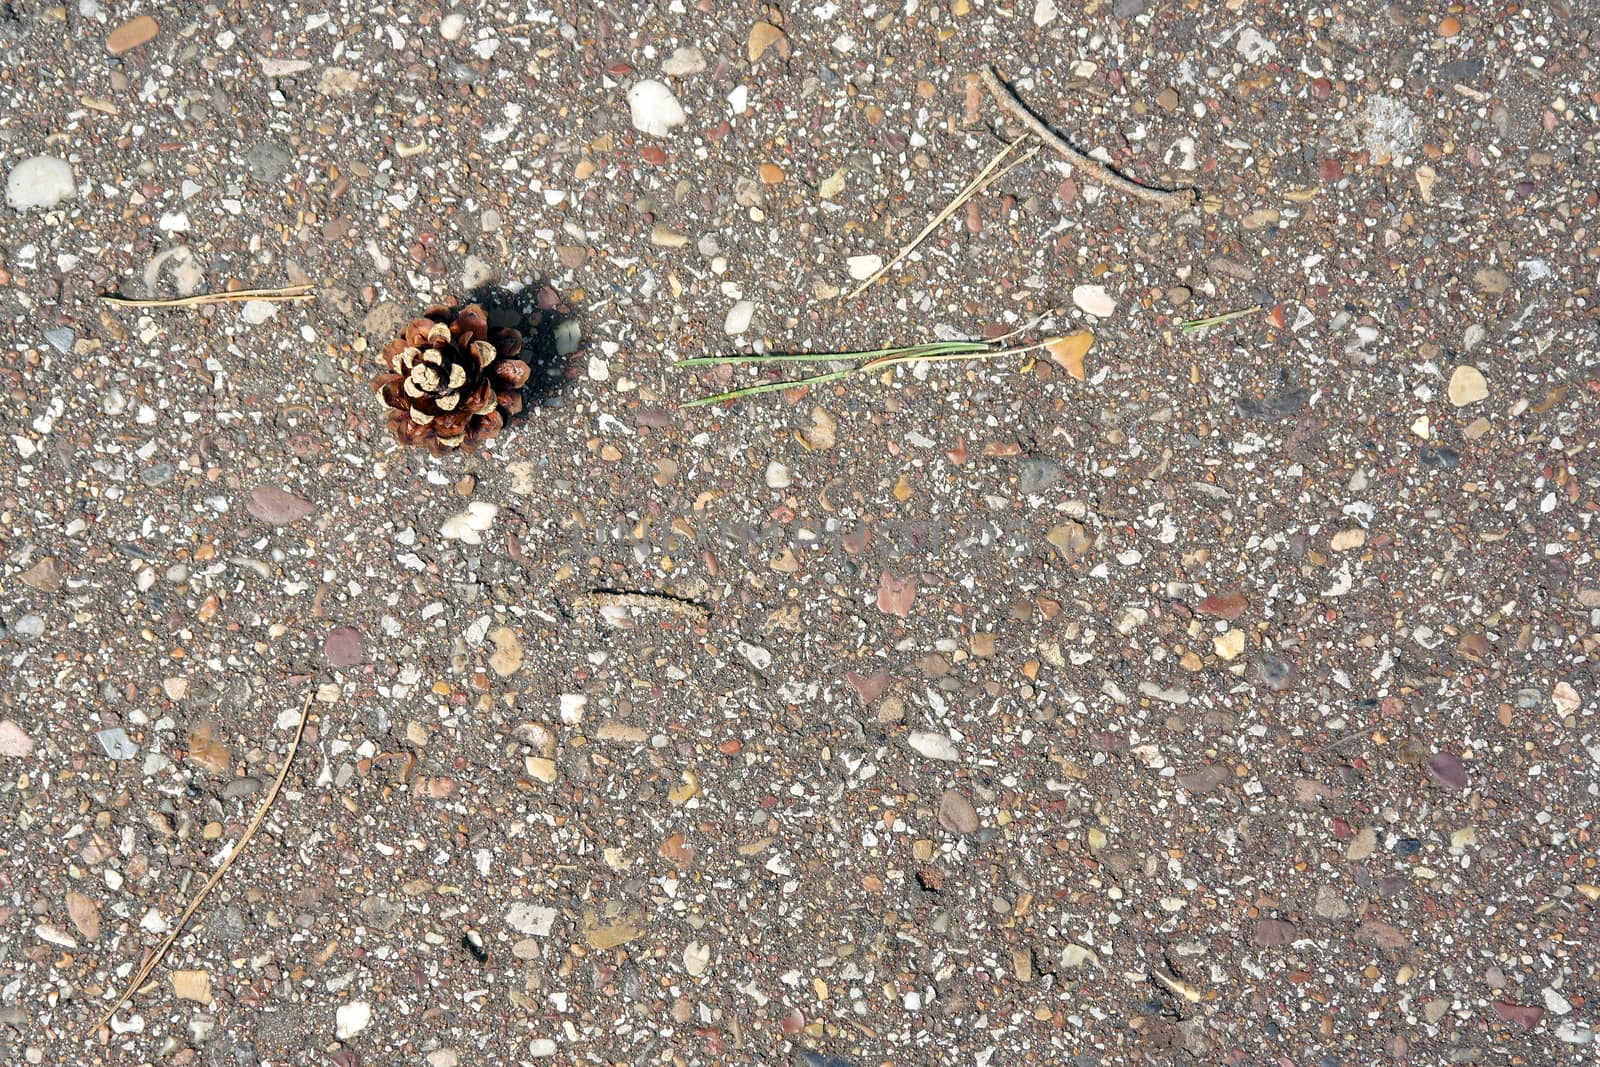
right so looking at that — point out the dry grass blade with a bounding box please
[843,136,1039,301]
[100,284,316,309]
[981,66,1199,211]
[86,688,316,1039]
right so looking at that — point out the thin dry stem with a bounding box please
[844,136,1039,300]
[101,284,316,309]
[981,67,1199,211]
[87,689,316,1039]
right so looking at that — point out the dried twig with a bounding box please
[843,136,1040,300]
[573,590,711,623]
[100,284,316,309]
[87,688,316,1039]
[981,66,1199,211]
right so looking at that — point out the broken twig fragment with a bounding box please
[981,67,1199,211]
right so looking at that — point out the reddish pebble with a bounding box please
[606,62,634,76]
[640,146,667,165]
[716,739,741,754]
[964,200,982,233]
[1311,77,1332,100]
[325,627,365,667]
[706,121,732,142]
[1319,158,1344,181]
[1197,591,1250,620]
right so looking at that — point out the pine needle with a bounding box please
[678,328,1066,407]
[86,688,316,1039]
[843,136,1040,301]
[1179,305,1264,333]
[100,284,316,309]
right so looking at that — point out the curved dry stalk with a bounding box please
[981,66,1199,211]
[86,688,316,1039]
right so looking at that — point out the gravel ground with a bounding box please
[2,2,1597,1065]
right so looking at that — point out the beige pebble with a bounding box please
[1447,365,1488,407]
[1331,528,1367,552]
[107,14,159,55]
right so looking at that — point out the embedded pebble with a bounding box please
[441,501,499,544]
[324,627,365,668]
[106,14,160,55]
[937,789,980,834]
[245,141,293,182]
[96,728,138,761]
[43,328,75,355]
[335,1001,372,1040]
[764,462,791,489]
[907,732,959,762]
[723,300,754,336]
[5,156,75,211]
[661,47,706,77]
[240,299,278,325]
[0,720,35,758]
[626,80,687,137]
[1071,284,1116,318]
[246,485,316,525]
[847,254,883,281]
[1447,365,1488,407]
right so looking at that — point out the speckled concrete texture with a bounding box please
[1,3,1596,1065]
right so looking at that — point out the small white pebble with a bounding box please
[441,501,499,544]
[440,12,466,40]
[907,731,959,762]
[764,462,790,489]
[1071,284,1116,318]
[335,1001,372,1040]
[846,254,882,281]
[239,300,278,325]
[723,300,754,336]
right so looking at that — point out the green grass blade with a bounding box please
[681,367,859,406]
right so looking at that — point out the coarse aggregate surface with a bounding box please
[0,2,1597,1065]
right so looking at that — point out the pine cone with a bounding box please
[373,301,529,455]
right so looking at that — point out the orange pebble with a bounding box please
[1437,15,1461,36]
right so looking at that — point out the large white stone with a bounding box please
[626,79,686,137]
[6,156,76,211]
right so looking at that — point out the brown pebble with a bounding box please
[107,14,159,56]
[938,789,980,835]
[1437,15,1461,37]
